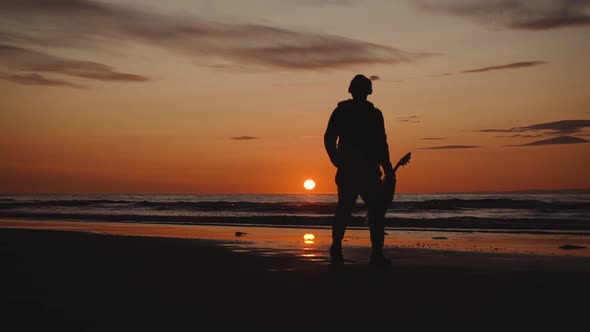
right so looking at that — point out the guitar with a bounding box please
[392,152,412,175]
[382,152,412,208]
[363,152,412,225]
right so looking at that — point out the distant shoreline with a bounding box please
[2,213,589,232]
[3,217,589,237]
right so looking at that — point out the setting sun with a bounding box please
[303,179,316,190]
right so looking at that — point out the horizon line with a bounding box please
[2,188,590,196]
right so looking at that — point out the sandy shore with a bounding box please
[1,218,589,257]
[2,223,590,331]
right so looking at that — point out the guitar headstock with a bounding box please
[397,152,412,168]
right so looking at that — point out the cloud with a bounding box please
[418,145,481,150]
[368,74,405,82]
[285,0,356,5]
[508,135,589,146]
[397,115,422,123]
[0,44,148,82]
[419,137,447,140]
[495,134,546,138]
[0,0,434,71]
[511,15,590,30]
[437,61,546,77]
[462,61,546,74]
[231,136,259,141]
[415,0,590,30]
[0,72,85,88]
[478,120,590,135]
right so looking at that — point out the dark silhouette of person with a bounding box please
[324,74,395,266]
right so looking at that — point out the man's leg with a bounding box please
[331,175,358,263]
[367,206,385,254]
[362,177,391,266]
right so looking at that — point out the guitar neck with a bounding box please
[390,153,411,174]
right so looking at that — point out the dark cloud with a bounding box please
[508,135,589,146]
[462,61,546,74]
[437,61,546,77]
[495,134,546,138]
[0,44,148,82]
[415,0,590,30]
[419,137,447,140]
[0,0,434,71]
[397,115,422,123]
[510,14,590,30]
[478,120,590,135]
[0,72,85,88]
[418,145,481,150]
[285,0,356,5]
[231,136,259,141]
[369,74,404,82]
[478,128,517,133]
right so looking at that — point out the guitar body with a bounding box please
[379,152,411,217]
[381,173,397,211]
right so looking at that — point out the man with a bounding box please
[324,74,395,266]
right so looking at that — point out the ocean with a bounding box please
[1,193,589,231]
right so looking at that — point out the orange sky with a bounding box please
[1,0,589,194]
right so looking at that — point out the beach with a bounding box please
[2,219,590,331]
[3,1,590,330]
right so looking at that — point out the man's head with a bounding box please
[348,74,372,100]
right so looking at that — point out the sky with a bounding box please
[1,0,589,194]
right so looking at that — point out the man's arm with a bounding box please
[324,108,340,168]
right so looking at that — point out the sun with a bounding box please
[303,179,316,190]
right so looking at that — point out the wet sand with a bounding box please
[1,218,589,257]
[2,221,590,330]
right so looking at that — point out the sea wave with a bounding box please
[1,198,589,213]
[1,194,589,231]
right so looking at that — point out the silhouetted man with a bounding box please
[324,74,394,266]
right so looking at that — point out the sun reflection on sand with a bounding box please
[300,233,324,260]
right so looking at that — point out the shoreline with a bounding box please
[1,212,589,231]
[2,218,589,257]
[3,215,590,236]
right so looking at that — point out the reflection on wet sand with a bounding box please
[1,219,589,263]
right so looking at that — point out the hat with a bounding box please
[348,74,372,95]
